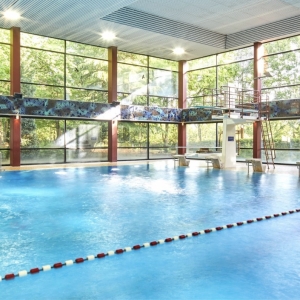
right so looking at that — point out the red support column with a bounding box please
[107,46,118,162]
[10,27,21,166]
[10,117,21,166]
[253,42,263,158]
[108,120,117,162]
[178,60,187,155]
[10,27,21,95]
[108,46,117,103]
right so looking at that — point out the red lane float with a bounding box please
[97,253,106,258]
[5,273,15,280]
[30,268,40,274]
[2,208,300,282]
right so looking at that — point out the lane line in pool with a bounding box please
[1,208,300,282]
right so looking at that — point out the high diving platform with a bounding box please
[184,86,275,170]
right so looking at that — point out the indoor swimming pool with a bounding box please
[0,162,300,299]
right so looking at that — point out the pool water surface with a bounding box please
[0,162,300,299]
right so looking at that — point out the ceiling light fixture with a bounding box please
[173,47,185,55]
[3,10,20,20]
[101,31,116,41]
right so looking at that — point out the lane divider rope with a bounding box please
[1,208,299,282]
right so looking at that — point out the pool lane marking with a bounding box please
[1,208,300,282]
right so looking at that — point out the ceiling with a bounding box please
[1,0,300,60]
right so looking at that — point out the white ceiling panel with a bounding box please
[0,0,300,60]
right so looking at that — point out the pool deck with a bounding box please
[1,160,299,176]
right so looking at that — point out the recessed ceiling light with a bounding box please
[3,10,21,20]
[173,47,185,55]
[101,31,116,41]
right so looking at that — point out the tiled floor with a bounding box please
[1,159,299,176]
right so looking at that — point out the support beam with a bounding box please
[108,120,118,162]
[10,116,21,166]
[108,46,118,162]
[178,60,187,155]
[10,27,21,96]
[108,46,117,103]
[10,27,21,166]
[253,42,263,158]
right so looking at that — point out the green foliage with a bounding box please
[0,28,10,43]
[118,122,147,147]
[21,118,38,148]
[187,67,217,101]
[66,55,108,90]
[149,57,178,71]
[66,41,107,60]
[21,33,64,52]
[118,63,147,95]
[0,44,10,81]
[188,55,216,71]
[217,47,253,64]
[149,69,178,97]
[118,51,147,66]
[0,117,10,147]
[0,81,10,95]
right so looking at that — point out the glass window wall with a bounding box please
[0,117,10,165]
[265,119,300,164]
[188,55,216,71]
[262,37,300,101]
[0,30,10,95]
[20,33,108,102]
[20,118,108,164]
[149,123,177,158]
[149,69,178,98]
[117,122,148,160]
[65,120,108,162]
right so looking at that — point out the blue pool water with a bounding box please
[0,162,300,299]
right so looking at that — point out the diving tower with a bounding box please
[193,86,275,169]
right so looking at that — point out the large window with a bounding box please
[0,117,10,165]
[149,123,177,158]
[20,118,108,164]
[187,123,221,150]
[0,28,10,95]
[262,37,300,101]
[66,42,108,102]
[186,122,253,161]
[187,47,254,107]
[117,122,148,159]
[20,33,108,102]
[117,51,178,107]
[265,119,300,164]
[117,122,177,160]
